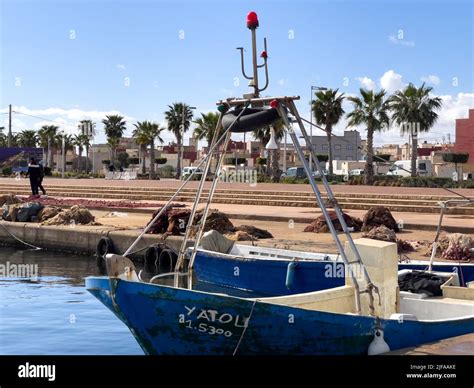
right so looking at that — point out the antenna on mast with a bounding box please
[237,11,269,101]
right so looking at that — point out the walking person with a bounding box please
[38,161,47,196]
[26,158,41,197]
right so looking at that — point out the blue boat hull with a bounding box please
[192,250,474,296]
[86,276,474,355]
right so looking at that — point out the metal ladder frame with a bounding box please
[179,95,378,315]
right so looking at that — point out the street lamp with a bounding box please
[61,131,66,179]
[310,86,327,172]
[179,105,196,178]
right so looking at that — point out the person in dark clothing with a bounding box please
[38,162,46,195]
[26,158,41,196]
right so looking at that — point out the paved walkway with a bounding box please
[44,195,473,231]
[2,177,473,197]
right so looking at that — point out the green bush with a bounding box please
[158,164,176,178]
[459,179,474,188]
[44,166,52,176]
[2,166,12,176]
[129,158,139,165]
[280,176,309,184]
[399,176,456,188]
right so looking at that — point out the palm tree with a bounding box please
[79,120,95,173]
[132,124,150,175]
[17,130,38,147]
[102,115,126,163]
[164,103,194,178]
[389,83,442,177]
[73,134,89,172]
[133,121,165,178]
[38,125,58,167]
[193,112,221,149]
[346,89,390,185]
[311,89,345,175]
[54,133,74,173]
[253,119,285,180]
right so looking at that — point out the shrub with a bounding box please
[44,166,52,176]
[129,158,139,165]
[280,176,309,184]
[2,166,12,176]
[158,164,176,178]
[458,179,474,189]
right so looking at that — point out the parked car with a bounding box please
[349,169,365,176]
[181,166,204,180]
[386,160,433,177]
[311,169,328,178]
[281,167,306,179]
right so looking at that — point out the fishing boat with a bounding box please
[188,242,474,296]
[86,250,474,355]
[86,11,474,355]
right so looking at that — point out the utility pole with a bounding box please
[61,132,66,179]
[8,104,12,147]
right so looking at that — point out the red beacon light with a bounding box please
[246,11,259,29]
[260,50,268,59]
[270,100,279,109]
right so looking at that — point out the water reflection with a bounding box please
[0,247,142,355]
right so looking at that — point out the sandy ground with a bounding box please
[93,210,453,261]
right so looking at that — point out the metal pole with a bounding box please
[8,104,12,147]
[287,99,377,314]
[277,104,361,314]
[187,130,232,287]
[283,132,287,172]
[309,89,312,172]
[180,110,185,177]
[124,104,249,258]
[61,134,65,179]
[428,205,445,272]
[251,28,259,96]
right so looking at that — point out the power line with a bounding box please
[11,111,78,128]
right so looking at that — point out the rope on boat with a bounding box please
[0,222,42,250]
[232,298,258,356]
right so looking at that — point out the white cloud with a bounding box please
[220,88,235,97]
[116,64,126,70]
[355,76,376,90]
[421,75,440,85]
[0,106,136,143]
[380,70,405,93]
[388,35,415,47]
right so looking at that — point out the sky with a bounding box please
[0,0,473,146]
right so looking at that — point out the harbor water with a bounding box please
[0,247,143,355]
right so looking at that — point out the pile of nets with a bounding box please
[0,194,21,207]
[145,206,273,241]
[361,206,399,232]
[42,205,99,226]
[303,211,362,233]
[362,225,414,253]
[426,232,473,261]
